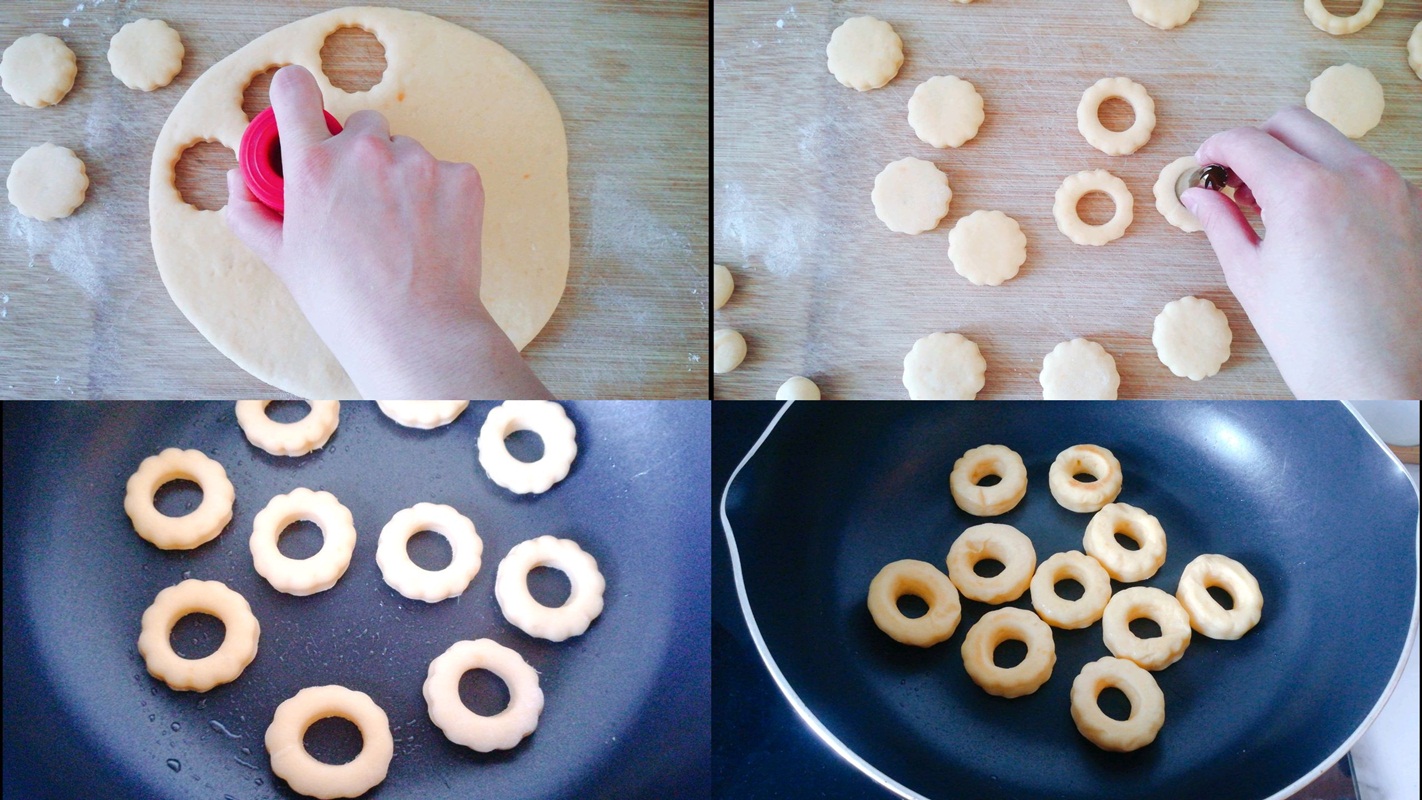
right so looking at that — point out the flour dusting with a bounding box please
[717,182,817,276]
[7,211,106,300]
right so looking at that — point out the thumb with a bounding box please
[268,65,331,158]
[225,169,283,266]
[1183,187,1260,277]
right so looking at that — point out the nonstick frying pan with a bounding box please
[3,401,709,799]
[720,401,1418,800]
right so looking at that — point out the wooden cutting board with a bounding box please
[0,1,707,398]
[713,1,1422,399]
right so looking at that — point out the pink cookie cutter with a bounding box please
[238,106,343,215]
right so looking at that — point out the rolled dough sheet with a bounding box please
[149,7,569,398]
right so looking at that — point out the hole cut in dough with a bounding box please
[1077,77,1155,155]
[872,157,952,235]
[7,143,88,221]
[174,140,237,212]
[907,76,985,148]
[902,332,986,400]
[1040,338,1120,400]
[947,210,1027,287]
[1127,0,1199,30]
[825,16,903,91]
[1305,63,1384,139]
[319,25,386,93]
[1303,0,1383,35]
[1152,296,1231,380]
[242,64,288,120]
[108,19,185,91]
[0,33,77,107]
[1054,170,1133,246]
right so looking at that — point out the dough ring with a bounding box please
[266,685,393,799]
[477,401,578,494]
[7,143,88,221]
[948,210,1027,287]
[714,329,748,374]
[1153,156,1235,233]
[138,579,260,692]
[902,332,986,400]
[108,19,185,91]
[495,535,605,642]
[960,607,1056,698]
[1039,339,1120,400]
[1305,64,1385,139]
[1127,0,1199,30]
[1152,295,1232,380]
[424,639,543,752]
[250,488,358,596]
[235,400,340,456]
[907,75,985,148]
[376,400,469,429]
[1053,170,1133,246]
[376,503,483,603]
[949,444,1028,517]
[1031,550,1113,629]
[1084,502,1166,582]
[0,33,77,107]
[1070,656,1165,751]
[872,157,953,235]
[1176,554,1263,640]
[1102,586,1192,670]
[1077,77,1156,156]
[867,559,962,647]
[1410,23,1422,81]
[946,523,1036,604]
[124,447,235,550]
[1048,444,1123,513]
[1303,0,1383,35]
[150,8,569,398]
[825,16,903,91]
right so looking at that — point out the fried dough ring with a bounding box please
[1102,586,1192,670]
[1083,502,1166,582]
[1176,554,1263,639]
[1071,656,1165,751]
[946,523,1036,604]
[1029,550,1113,629]
[1048,444,1123,513]
[960,607,1056,698]
[949,444,1028,517]
[867,559,962,647]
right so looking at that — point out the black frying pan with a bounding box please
[2,401,709,799]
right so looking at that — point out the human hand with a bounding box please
[1183,106,1422,399]
[225,65,551,400]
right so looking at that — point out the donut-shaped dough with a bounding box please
[376,400,469,429]
[1153,295,1232,380]
[1048,444,1123,513]
[1030,551,1113,629]
[250,488,357,596]
[138,579,260,692]
[713,264,734,310]
[1083,503,1166,582]
[907,75,985,149]
[947,209,1027,287]
[0,34,77,107]
[949,444,1028,517]
[946,523,1036,604]
[960,607,1056,698]
[1070,656,1165,751]
[1077,77,1156,155]
[495,536,605,642]
[1303,0,1382,35]
[7,142,88,221]
[714,328,748,373]
[424,639,543,752]
[235,400,340,457]
[1154,156,1206,233]
[376,503,483,603]
[1176,554,1263,640]
[872,157,953,235]
[1039,339,1120,400]
[477,401,578,494]
[776,376,821,400]
[1053,169,1133,246]
[1102,586,1192,670]
[266,685,393,799]
[1127,0,1199,30]
[124,447,235,550]
[867,559,962,647]
[826,16,903,91]
[1305,64,1385,139]
[902,332,986,400]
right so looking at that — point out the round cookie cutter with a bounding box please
[238,106,343,215]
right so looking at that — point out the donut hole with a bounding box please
[1076,191,1116,227]
[992,638,1028,669]
[527,565,572,607]
[303,716,364,766]
[263,400,312,423]
[1129,617,1163,640]
[458,667,512,716]
[174,140,238,212]
[1113,530,1142,551]
[1054,578,1086,601]
[170,612,226,659]
[1097,96,1136,133]
[241,64,288,121]
[973,558,1006,578]
[277,519,325,560]
[504,428,546,463]
[1072,472,1098,483]
[1097,686,1132,721]
[320,26,386,93]
[895,593,929,619]
[153,478,203,517]
[406,529,453,571]
[1207,584,1235,610]
[975,474,1002,487]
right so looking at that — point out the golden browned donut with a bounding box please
[1048,444,1122,513]
[949,444,1028,516]
[866,559,962,647]
[946,523,1037,604]
[1029,550,1112,629]
[960,607,1056,698]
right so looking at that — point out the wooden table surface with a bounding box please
[1,1,708,399]
[713,1,1422,399]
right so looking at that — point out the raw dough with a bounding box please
[1127,0,1200,30]
[1049,445,1123,513]
[947,210,1026,287]
[235,400,340,456]
[1152,296,1231,380]
[124,447,235,550]
[150,8,569,398]
[376,400,468,429]
[1077,77,1156,155]
[713,264,734,310]
[108,19,185,91]
[1306,64,1385,139]
[714,328,747,373]
[1039,338,1120,400]
[902,332,986,400]
[907,76,985,148]
[495,535,605,641]
[1303,0,1383,35]
[7,143,88,221]
[1154,156,1205,233]
[0,34,77,107]
[138,579,260,692]
[825,16,903,91]
[424,639,543,752]
[250,488,358,596]
[266,685,393,799]
[376,503,482,602]
[872,157,952,235]
[1084,502,1167,582]
[476,400,577,495]
[1410,23,1422,81]
[776,376,820,400]
[1054,169,1133,246]
[1030,551,1113,630]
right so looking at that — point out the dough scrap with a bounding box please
[776,376,820,400]
[1152,296,1231,380]
[907,76,985,148]
[0,34,77,107]
[150,7,569,398]
[1306,64,1384,139]
[872,157,952,235]
[947,210,1026,287]
[1040,338,1120,400]
[376,400,468,429]
[7,143,88,221]
[826,16,903,91]
[1303,0,1383,35]
[713,264,734,310]
[1077,77,1155,156]
[1410,23,1422,81]
[714,329,747,374]
[108,19,185,91]
[1127,0,1199,30]
[902,332,985,400]
[1053,169,1133,246]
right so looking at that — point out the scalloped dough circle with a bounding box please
[108,19,185,91]
[1152,296,1232,380]
[907,75,985,149]
[903,332,985,400]
[1305,64,1384,139]
[825,16,903,91]
[0,33,77,107]
[1410,23,1422,81]
[1040,338,1120,400]
[948,210,1026,287]
[149,7,569,398]
[7,143,88,221]
[872,157,952,235]
[1127,0,1199,30]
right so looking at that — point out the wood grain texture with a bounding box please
[1,1,708,398]
[713,1,1422,399]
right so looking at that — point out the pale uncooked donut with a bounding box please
[138,579,260,692]
[6,143,88,221]
[948,210,1027,287]
[124,447,235,550]
[1303,0,1383,35]
[266,685,393,799]
[250,488,357,596]
[150,8,569,398]
[1153,295,1232,380]
[872,157,953,235]
[949,444,1028,517]
[907,75,985,148]
[376,503,483,603]
[1030,551,1113,630]
[495,535,605,642]
[1039,339,1120,400]
[776,376,821,400]
[825,16,903,91]
[902,332,985,400]
[1070,656,1165,751]
[376,400,468,429]
[1084,502,1166,582]
[960,608,1056,698]
[1053,170,1133,246]
[108,19,184,91]
[1305,64,1385,139]
[235,400,340,456]
[1410,23,1422,81]
[713,264,734,310]
[714,329,748,374]
[946,523,1036,604]
[477,401,578,495]
[1102,586,1192,670]
[1077,77,1156,155]
[424,639,543,752]
[866,559,962,647]
[0,34,76,107]
[1154,156,1200,233]
[1176,554,1263,640]
[1127,0,1199,30]
[1048,444,1123,513]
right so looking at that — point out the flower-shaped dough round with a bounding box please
[250,488,358,596]
[0,34,77,107]
[826,16,903,91]
[376,401,469,429]
[7,143,88,221]
[376,503,483,603]
[1305,64,1384,139]
[902,332,986,400]
[1040,339,1120,400]
[1053,169,1133,246]
[124,447,235,550]
[948,210,1026,287]
[1077,77,1156,155]
[1153,296,1231,380]
[477,401,578,495]
[266,685,393,799]
[424,639,543,752]
[907,75,985,148]
[235,400,340,456]
[872,158,952,235]
[776,376,821,400]
[138,579,260,692]
[1303,0,1382,35]
[495,536,605,641]
[1154,156,1207,233]
[108,19,185,91]
[1127,0,1199,30]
